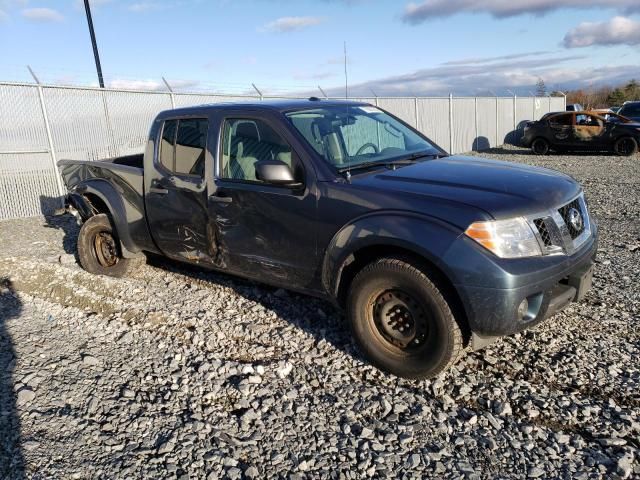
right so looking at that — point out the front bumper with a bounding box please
[446,224,598,339]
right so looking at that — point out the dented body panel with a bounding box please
[58,99,597,340]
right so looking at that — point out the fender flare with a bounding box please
[70,179,141,257]
[321,211,463,300]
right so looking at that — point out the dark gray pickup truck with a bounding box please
[59,99,597,379]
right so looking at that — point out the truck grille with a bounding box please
[529,194,591,255]
[533,219,552,246]
[558,198,584,239]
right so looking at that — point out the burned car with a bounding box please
[522,111,640,156]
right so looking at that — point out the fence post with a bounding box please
[513,94,517,132]
[448,93,453,153]
[495,95,499,147]
[252,83,263,101]
[163,77,175,108]
[474,97,478,150]
[29,72,65,208]
[414,96,419,129]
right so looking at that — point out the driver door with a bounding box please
[208,114,318,286]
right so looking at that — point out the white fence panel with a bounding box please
[452,98,476,154]
[416,98,450,151]
[377,98,417,128]
[476,98,498,149]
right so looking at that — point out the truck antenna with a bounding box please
[344,40,351,183]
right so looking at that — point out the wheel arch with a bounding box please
[70,179,140,257]
[322,213,471,338]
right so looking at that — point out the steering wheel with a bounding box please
[355,143,379,156]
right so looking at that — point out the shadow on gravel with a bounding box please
[40,195,79,255]
[480,147,624,157]
[0,278,25,479]
[145,255,357,363]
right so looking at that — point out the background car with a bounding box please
[566,104,584,112]
[522,111,640,156]
[618,101,640,122]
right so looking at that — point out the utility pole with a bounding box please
[84,0,105,88]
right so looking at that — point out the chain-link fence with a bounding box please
[0,81,565,219]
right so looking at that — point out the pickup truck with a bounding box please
[58,99,598,379]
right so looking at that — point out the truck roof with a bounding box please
[157,98,371,117]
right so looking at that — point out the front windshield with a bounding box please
[286,105,442,170]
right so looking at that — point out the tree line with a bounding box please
[553,80,640,109]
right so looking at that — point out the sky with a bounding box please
[0,0,639,96]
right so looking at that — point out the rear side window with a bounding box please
[160,120,177,171]
[549,114,573,126]
[158,118,208,177]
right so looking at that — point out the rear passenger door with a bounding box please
[145,117,213,263]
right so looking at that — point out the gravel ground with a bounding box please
[0,146,639,479]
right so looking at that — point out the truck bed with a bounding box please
[57,154,155,255]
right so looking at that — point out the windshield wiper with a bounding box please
[336,151,446,174]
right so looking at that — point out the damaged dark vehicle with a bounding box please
[522,111,640,156]
[59,100,597,379]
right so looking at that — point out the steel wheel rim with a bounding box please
[94,231,118,267]
[369,289,429,352]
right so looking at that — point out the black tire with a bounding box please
[77,214,134,277]
[347,257,464,379]
[613,136,638,157]
[531,138,550,155]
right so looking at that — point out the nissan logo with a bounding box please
[568,207,583,232]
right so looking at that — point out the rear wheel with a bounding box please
[613,136,638,156]
[531,138,550,155]
[77,214,136,277]
[347,257,464,379]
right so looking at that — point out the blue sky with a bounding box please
[1,0,639,96]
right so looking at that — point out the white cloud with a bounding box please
[107,78,199,91]
[260,16,325,33]
[402,0,640,23]
[316,53,640,97]
[128,2,163,12]
[563,16,640,47]
[22,7,64,22]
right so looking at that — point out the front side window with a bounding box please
[158,118,208,176]
[220,118,295,182]
[286,105,440,170]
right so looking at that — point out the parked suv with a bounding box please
[59,100,597,379]
[618,101,640,122]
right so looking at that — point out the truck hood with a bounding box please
[353,155,581,219]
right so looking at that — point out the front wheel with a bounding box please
[613,136,638,156]
[347,258,465,379]
[77,214,135,277]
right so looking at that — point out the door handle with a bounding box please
[210,195,232,204]
[149,187,169,195]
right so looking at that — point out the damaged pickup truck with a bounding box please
[59,99,597,379]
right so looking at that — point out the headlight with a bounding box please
[465,217,542,258]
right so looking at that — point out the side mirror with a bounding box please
[255,159,302,187]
